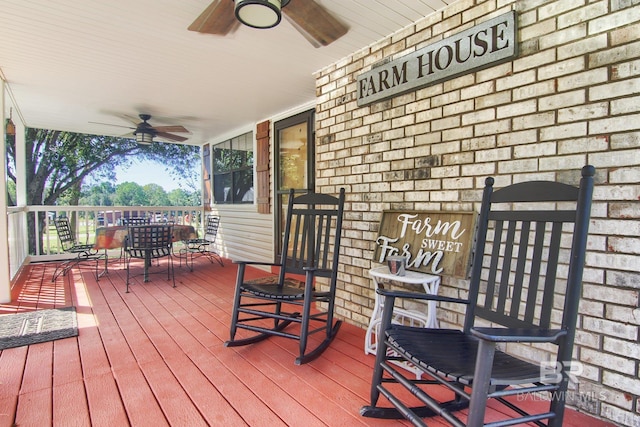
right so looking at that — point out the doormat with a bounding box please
[0,306,78,350]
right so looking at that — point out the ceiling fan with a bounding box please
[92,114,190,144]
[188,0,348,47]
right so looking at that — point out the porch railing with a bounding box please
[17,205,205,263]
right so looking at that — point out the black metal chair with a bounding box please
[52,217,101,282]
[361,166,595,427]
[178,215,224,271]
[123,217,150,226]
[225,188,346,365]
[124,225,175,293]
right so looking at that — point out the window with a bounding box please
[213,131,254,204]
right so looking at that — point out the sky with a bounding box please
[114,159,191,192]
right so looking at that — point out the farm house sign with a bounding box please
[357,11,517,106]
[374,211,476,278]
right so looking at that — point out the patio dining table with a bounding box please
[94,224,197,276]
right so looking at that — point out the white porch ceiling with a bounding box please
[0,0,450,145]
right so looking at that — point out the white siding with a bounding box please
[209,205,274,267]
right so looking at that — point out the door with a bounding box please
[274,109,315,260]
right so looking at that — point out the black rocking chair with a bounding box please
[225,188,346,365]
[124,225,175,292]
[179,215,224,271]
[361,165,595,427]
[52,217,101,282]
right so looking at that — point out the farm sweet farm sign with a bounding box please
[357,11,517,106]
[374,211,476,278]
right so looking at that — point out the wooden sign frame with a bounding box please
[373,210,477,278]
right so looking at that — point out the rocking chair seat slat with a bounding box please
[387,326,541,386]
[241,282,307,300]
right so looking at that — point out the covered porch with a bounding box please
[1,1,639,425]
[0,259,616,427]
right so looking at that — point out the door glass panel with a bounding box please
[278,122,308,191]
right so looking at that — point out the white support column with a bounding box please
[0,79,12,303]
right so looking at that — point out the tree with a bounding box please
[143,183,170,206]
[114,182,147,206]
[81,182,116,206]
[167,188,198,206]
[5,128,200,253]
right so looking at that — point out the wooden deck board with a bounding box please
[0,258,617,427]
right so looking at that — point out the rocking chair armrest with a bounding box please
[471,327,568,343]
[232,260,282,268]
[302,266,332,275]
[376,288,470,305]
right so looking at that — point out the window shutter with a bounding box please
[256,120,270,214]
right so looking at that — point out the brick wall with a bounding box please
[314,0,640,425]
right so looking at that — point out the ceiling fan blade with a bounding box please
[283,0,348,47]
[155,131,188,143]
[153,125,189,133]
[188,0,240,35]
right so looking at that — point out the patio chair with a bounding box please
[123,217,150,225]
[361,165,595,427]
[178,215,224,271]
[225,188,346,365]
[51,217,101,281]
[124,225,175,292]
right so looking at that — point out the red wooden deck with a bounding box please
[0,257,616,426]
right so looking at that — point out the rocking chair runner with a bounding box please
[361,166,595,427]
[225,188,346,365]
[51,217,101,282]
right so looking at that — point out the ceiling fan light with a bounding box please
[135,131,154,145]
[235,0,283,29]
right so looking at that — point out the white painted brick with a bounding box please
[603,371,640,396]
[581,347,636,375]
[612,94,640,115]
[589,6,640,34]
[513,142,557,158]
[588,251,640,273]
[558,34,608,60]
[461,108,495,125]
[475,147,511,162]
[582,316,638,340]
[539,57,586,80]
[610,167,640,184]
[610,131,640,150]
[558,136,609,154]
[589,40,640,68]
[558,102,609,123]
[590,79,640,102]
[497,130,538,146]
[600,403,640,427]
[539,90,586,111]
[520,17,557,43]
[590,149,640,168]
[539,23,587,50]
[475,119,511,136]
[558,3,608,29]
[496,70,537,91]
[496,100,536,118]
[540,122,588,140]
[513,49,556,73]
[442,125,473,141]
